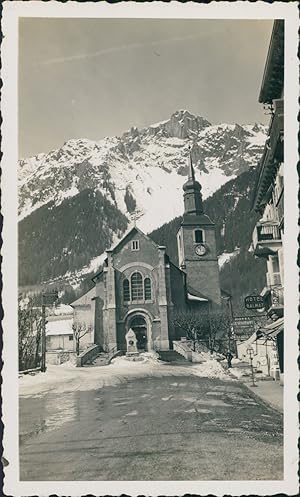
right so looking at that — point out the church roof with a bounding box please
[181,213,214,226]
[187,283,210,302]
[107,223,160,253]
[70,286,96,307]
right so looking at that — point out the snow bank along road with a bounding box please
[19,354,229,397]
[19,356,283,480]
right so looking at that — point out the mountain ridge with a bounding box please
[18,109,266,232]
[18,110,267,293]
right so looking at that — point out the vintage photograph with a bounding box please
[2,2,298,496]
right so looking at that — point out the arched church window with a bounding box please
[194,229,204,243]
[131,271,143,301]
[123,279,130,302]
[144,277,152,301]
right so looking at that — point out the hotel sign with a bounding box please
[244,295,265,310]
[232,316,255,337]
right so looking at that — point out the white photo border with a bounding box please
[2,1,299,496]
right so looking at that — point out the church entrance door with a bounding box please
[129,315,148,351]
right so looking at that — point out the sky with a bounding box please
[19,18,273,158]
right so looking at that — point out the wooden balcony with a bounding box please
[252,221,282,257]
[276,189,284,228]
[268,99,284,162]
[252,99,284,212]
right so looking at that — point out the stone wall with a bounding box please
[46,350,76,365]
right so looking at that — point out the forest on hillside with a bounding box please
[149,169,267,307]
[19,169,267,311]
[19,189,128,285]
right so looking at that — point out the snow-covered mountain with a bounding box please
[19,110,267,233]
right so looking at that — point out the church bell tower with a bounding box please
[177,147,221,307]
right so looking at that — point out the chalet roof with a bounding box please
[259,20,284,104]
[46,316,73,336]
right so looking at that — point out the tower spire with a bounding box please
[188,145,195,182]
[182,144,203,215]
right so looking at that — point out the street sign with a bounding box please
[42,291,59,306]
[233,316,255,337]
[244,295,265,310]
[233,316,254,325]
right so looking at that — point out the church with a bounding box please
[71,152,223,353]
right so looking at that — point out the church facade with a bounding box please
[71,153,223,353]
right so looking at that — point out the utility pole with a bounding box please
[41,291,58,373]
[41,296,46,372]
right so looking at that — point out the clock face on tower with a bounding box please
[195,244,206,256]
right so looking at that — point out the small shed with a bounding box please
[46,315,74,351]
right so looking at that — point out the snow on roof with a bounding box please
[46,317,73,336]
[187,292,208,302]
[52,304,73,316]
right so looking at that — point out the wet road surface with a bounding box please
[20,375,283,480]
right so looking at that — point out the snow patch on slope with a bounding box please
[218,248,240,268]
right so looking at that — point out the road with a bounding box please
[19,364,283,481]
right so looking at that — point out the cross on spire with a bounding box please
[129,211,137,226]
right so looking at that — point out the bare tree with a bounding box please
[172,308,231,354]
[72,322,92,356]
[172,310,209,351]
[18,297,43,371]
[208,309,231,354]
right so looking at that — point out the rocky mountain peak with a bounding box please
[18,111,267,232]
[146,109,211,140]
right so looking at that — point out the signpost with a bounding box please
[244,295,265,310]
[246,344,257,387]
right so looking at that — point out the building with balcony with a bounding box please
[250,20,284,379]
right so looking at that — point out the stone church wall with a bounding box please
[94,278,105,348]
[180,224,221,307]
[169,263,187,309]
[113,230,159,270]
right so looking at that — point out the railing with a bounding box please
[76,344,99,367]
[19,366,41,375]
[252,222,281,251]
[173,341,192,361]
[257,223,280,241]
[276,190,284,227]
[106,345,121,364]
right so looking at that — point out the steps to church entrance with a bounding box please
[83,352,110,367]
[157,350,190,364]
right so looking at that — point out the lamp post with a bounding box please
[247,344,257,387]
